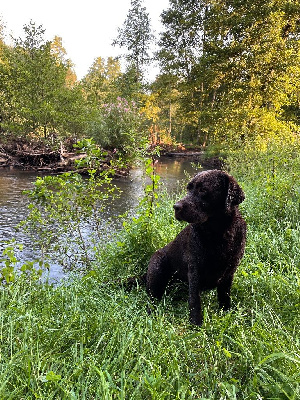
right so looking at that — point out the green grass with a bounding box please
[0,147,299,399]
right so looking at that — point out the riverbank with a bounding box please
[0,139,220,175]
[0,139,78,171]
[0,145,299,398]
[0,139,132,176]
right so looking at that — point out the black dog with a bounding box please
[146,170,246,326]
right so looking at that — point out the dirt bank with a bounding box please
[0,140,129,176]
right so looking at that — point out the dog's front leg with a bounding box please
[188,268,203,326]
[217,273,234,311]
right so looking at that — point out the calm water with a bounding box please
[0,157,201,280]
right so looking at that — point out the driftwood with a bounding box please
[0,139,131,176]
[15,150,61,166]
[0,147,84,171]
[0,147,130,176]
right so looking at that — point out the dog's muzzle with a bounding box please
[173,202,184,221]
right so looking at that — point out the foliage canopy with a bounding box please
[156,0,300,146]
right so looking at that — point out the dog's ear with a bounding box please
[225,176,245,211]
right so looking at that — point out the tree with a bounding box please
[51,35,77,86]
[0,21,87,142]
[146,73,181,143]
[81,56,121,104]
[112,64,143,101]
[157,0,204,79]
[0,17,5,44]
[112,0,154,83]
[157,0,300,147]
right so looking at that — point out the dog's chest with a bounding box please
[190,228,237,270]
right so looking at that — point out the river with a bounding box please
[0,156,202,281]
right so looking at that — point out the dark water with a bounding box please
[0,157,201,280]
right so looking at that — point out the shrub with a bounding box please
[94,97,147,158]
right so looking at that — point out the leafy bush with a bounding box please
[91,97,147,158]
[20,140,122,271]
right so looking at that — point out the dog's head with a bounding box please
[173,170,245,224]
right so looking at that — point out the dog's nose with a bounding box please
[173,203,182,211]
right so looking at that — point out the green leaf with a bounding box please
[45,371,61,382]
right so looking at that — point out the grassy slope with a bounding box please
[0,149,299,399]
